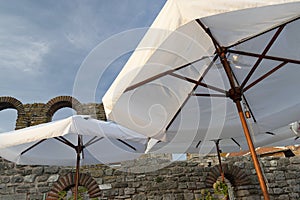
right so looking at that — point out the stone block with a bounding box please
[124,188,136,195]
[289,192,299,199]
[0,194,27,200]
[290,156,300,164]
[11,176,24,183]
[277,194,289,200]
[270,160,277,167]
[47,174,59,182]
[36,175,49,182]
[236,190,250,197]
[273,187,283,194]
[187,182,196,189]
[24,174,36,183]
[44,166,59,174]
[132,194,147,200]
[183,193,194,199]
[32,167,44,175]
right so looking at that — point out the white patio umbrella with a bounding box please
[102,1,300,199]
[0,115,148,199]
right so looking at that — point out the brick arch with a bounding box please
[46,173,101,199]
[46,96,82,119]
[0,96,25,114]
[206,163,251,187]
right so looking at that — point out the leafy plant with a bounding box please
[200,189,216,200]
[199,181,229,200]
[213,180,228,197]
[57,186,98,200]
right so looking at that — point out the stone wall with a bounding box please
[1,155,300,199]
[0,96,300,199]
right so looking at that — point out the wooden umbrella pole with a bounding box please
[218,49,270,199]
[235,101,270,200]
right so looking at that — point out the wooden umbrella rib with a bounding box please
[84,137,104,148]
[125,56,208,92]
[54,136,76,150]
[20,139,47,155]
[195,19,221,49]
[227,49,300,65]
[169,72,227,94]
[195,140,201,148]
[166,55,218,131]
[240,25,285,89]
[244,61,288,92]
[192,93,227,97]
[117,139,137,151]
[231,138,241,149]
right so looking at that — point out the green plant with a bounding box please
[200,189,216,200]
[57,186,98,200]
[213,181,228,199]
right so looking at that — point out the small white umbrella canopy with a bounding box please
[102,1,300,199]
[0,115,148,199]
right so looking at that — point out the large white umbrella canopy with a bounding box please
[103,0,300,151]
[102,1,300,199]
[0,115,148,165]
[0,115,148,199]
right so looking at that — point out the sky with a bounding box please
[0,0,166,132]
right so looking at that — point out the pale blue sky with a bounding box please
[0,0,166,131]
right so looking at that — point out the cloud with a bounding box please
[0,0,166,103]
[0,35,49,74]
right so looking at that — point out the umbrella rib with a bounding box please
[20,139,47,155]
[265,132,275,136]
[125,56,208,92]
[191,93,227,98]
[227,49,300,65]
[195,19,221,49]
[166,55,218,131]
[244,61,288,92]
[240,25,285,89]
[117,139,136,151]
[169,72,227,94]
[231,138,241,149]
[84,137,104,148]
[195,140,201,148]
[227,16,300,49]
[54,136,76,149]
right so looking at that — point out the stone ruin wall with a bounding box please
[0,96,299,200]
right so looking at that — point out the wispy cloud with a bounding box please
[0,35,49,74]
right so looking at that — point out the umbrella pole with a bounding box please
[74,135,82,200]
[74,150,80,200]
[235,101,270,200]
[214,140,225,182]
[219,49,270,199]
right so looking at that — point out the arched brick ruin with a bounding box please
[0,95,106,130]
[45,96,83,121]
[0,96,27,129]
[205,163,251,187]
[46,173,101,199]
